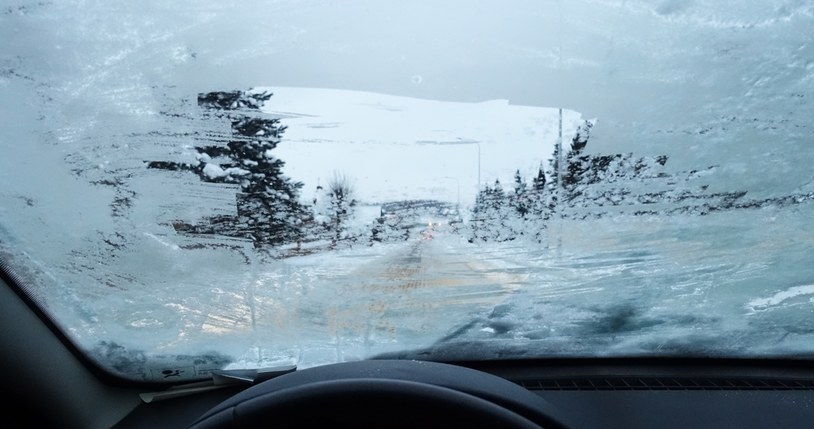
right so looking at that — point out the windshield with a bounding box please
[2,0,813,383]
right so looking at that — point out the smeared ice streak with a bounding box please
[438,206,814,357]
[746,284,814,313]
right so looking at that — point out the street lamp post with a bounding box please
[476,142,481,190]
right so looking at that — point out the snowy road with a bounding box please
[314,236,521,337]
[220,233,524,368]
[74,208,814,373]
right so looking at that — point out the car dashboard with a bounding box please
[121,359,814,429]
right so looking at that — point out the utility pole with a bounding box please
[477,142,481,190]
[557,108,563,191]
[556,108,563,253]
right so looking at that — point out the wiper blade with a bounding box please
[210,366,297,384]
[139,364,297,403]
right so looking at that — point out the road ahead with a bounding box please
[326,236,522,339]
[242,233,526,366]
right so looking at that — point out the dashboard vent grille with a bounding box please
[518,377,814,391]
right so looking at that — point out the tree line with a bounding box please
[147,90,814,253]
[147,89,363,254]
[468,117,814,243]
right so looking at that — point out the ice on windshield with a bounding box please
[1,0,814,381]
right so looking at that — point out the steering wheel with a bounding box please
[188,359,572,429]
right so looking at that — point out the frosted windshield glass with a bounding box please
[1,0,813,382]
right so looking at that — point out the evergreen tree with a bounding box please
[469,179,518,242]
[510,169,530,218]
[532,166,546,193]
[570,120,592,154]
[468,184,492,242]
[198,90,272,111]
[529,166,550,223]
[147,89,308,248]
[548,143,561,191]
[487,179,505,211]
[562,120,594,193]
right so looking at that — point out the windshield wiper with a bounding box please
[139,364,297,403]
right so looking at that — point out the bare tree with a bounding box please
[326,172,356,246]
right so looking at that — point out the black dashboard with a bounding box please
[113,358,814,429]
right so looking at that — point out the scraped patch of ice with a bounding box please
[143,232,181,251]
[746,284,814,313]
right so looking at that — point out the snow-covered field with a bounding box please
[262,87,582,208]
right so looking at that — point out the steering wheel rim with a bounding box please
[188,359,572,429]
